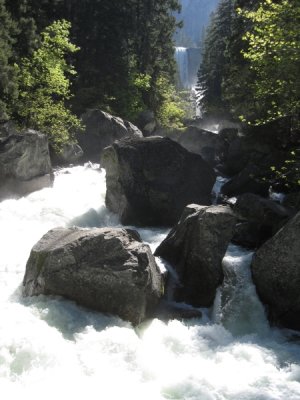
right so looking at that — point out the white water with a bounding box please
[175,47,190,89]
[1,164,300,400]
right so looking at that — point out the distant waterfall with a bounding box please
[175,46,202,91]
[175,47,189,89]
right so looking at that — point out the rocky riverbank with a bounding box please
[2,110,299,330]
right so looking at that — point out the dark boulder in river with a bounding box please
[77,109,143,161]
[232,193,293,248]
[101,136,216,226]
[175,126,227,167]
[155,204,237,307]
[50,142,84,166]
[251,211,300,330]
[151,126,227,167]
[23,227,164,325]
[221,163,270,198]
[0,129,52,200]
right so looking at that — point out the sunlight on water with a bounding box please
[0,164,300,400]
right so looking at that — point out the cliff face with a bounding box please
[175,0,220,47]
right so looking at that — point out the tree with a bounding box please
[196,0,235,116]
[0,0,18,121]
[1,1,182,127]
[15,20,81,150]
[240,0,300,124]
[128,0,181,114]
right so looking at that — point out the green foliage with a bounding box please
[240,0,300,124]
[270,149,300,191]
[156,76,185,128]
[128,0,181,117]
[0,0,18,120]
[25,0,181,119]
[1,0,181,132]
[196,0,235,116]
[197,0,300,125]
[15,20,82,150]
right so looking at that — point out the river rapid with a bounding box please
[1,164,300,400]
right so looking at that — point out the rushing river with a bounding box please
[1,164,300,400]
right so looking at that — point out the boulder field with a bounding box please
[1,111,298,331]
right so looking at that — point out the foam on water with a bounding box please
[0,164,300,400]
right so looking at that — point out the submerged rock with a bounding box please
[0,129,52,200]
[251,211,300,330]
[155,204,237,307]
[154,300,202,322]
[23,227,164,325]
[101,136,216,226]
[77,109,143,161]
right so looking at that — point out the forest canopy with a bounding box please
[197,0,300,125]
[0,0,182,146]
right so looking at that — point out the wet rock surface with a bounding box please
[251,211,300,330]
[101,136,216,226]
[23,227,164,325]
[0,129,52,200]
[77,109,143,161]
[155,204,237,307]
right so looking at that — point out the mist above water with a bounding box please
[0,164,300,400]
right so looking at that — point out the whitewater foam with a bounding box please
[0,164,299,400]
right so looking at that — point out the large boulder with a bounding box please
[218,127,239,145]
[232,193,293,248]
[23,227,164,325]
[155,204,237,307]
[176,127,227,167]
[77,109,143,161]
[223,136,283,177]
[283,192,300,212]
[154,126,227,167]
[221,164,270,198]
[101,136,216,226]
[251,211,300,330]
[0,129,52,200]
[50,142,84,166]
[136,110,157,137]
[0,121,17,140]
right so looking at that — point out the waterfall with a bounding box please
[213,245,270,336]
[1,164,300,399]
[175,47,189,88]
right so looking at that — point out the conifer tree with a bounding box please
[0,0,18,121]
[196,0,235,116]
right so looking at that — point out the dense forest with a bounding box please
[197,0,300,125]
[0,0,182,148]
[196,0,300,189]
[1,0,299,152]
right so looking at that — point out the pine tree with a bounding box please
[0,0,18,121]
[196,0,235,116]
